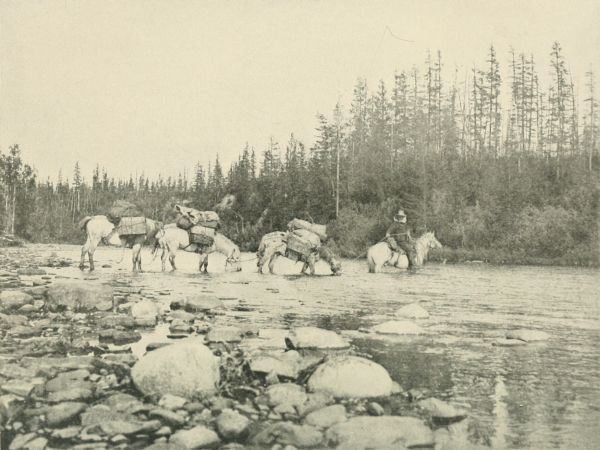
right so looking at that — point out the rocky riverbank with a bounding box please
[1,245,557,450]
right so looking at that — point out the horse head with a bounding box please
[319,246,342,275]
[426,232,442,249]
[225,246,242,272]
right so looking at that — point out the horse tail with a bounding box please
[78,216,93,231]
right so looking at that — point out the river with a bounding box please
[16,244,600,449]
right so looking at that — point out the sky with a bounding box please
[1,0,599,181]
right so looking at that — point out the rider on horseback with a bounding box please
[386,209,417,269]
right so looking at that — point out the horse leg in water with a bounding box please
[198,252,209,273]
[80,235,99,271]
[306,253,317,275]
[80,236,91,270]
[132,243,142,272]
[268,249,281,274]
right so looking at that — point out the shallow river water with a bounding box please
[28,245,600,449]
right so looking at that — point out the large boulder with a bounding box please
[325,416,434,449]
[0,290,33,310]
[46,281,113,311]
[307,356,394,398]
[288,327,349,349]
[371,320,424,335]
[131,338,219,399]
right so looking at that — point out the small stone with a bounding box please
[45,402,87,426]
[366,401,385,416]
[304,404,346,428]
[98,329,141,345]
[216,408,250,440]
[1,380,37,397]
[183,295,223,313]
[251,422,323,448]
[506,329,550,342]
[0,394,25,421]
[7,432,36,450]
[267,384,308,409]
[170,425,221,449]
[51,426,81,439]
[158,394,187,410]
[418,398,467,424]
[287,327,349,349]
[110,434,128,444]
[149,408,186,427]
[130,300,160,320]
[169,319,193,334]
[46,387,93,403]
[169,310,196,322]
[371,320,424,335]
[8,325,42,338]
[492,338,527,347]
[395,303,430,319]
[207,326,243,343]
[156,425,172,436]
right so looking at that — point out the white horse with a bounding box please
[155,224,241,272]
[367,231,442,273]
[79,215,163,272]
[256,232,342,275]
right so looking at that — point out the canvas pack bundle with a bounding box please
[262,231,287,247]
[117,217,147,236]
[189,225,216,246]
[286,229,321,257]
[176,215,194,230]
[287,218,327,241]
[108,200,142,223]
[196,211,220,229]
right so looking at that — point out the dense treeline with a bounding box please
[1,42,599,265]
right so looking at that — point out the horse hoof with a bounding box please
[79,264,85,271]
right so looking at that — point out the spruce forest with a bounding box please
[1,43,599,266]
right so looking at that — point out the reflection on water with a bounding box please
[53,245,600,449]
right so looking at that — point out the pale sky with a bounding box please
[1,0,599,181]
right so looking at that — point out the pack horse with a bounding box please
[154,205,241,273]
[79,215,163,272]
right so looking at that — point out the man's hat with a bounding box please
[394,209,407,221]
